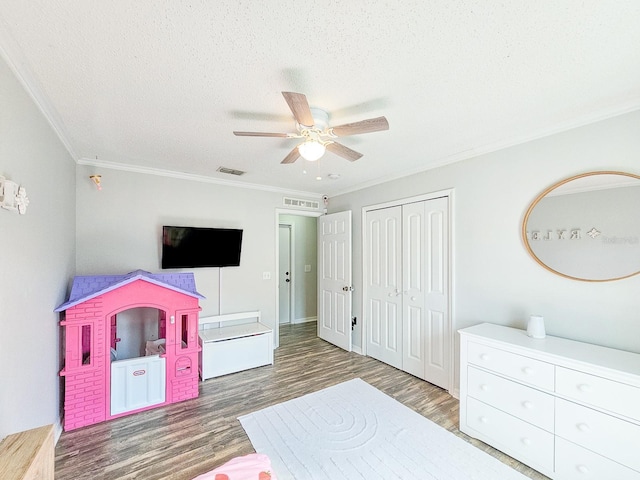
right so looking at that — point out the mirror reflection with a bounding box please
[523,171,640,281]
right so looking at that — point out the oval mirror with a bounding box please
[522,171,640,282]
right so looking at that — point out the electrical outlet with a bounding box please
[262,272,271,280]
[304,265,311,272]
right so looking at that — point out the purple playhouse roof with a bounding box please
[54,269,205,312]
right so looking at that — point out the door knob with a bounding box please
[285,279,290,283]
[342,286,354,292]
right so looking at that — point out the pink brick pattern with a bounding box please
[58,273,202,431]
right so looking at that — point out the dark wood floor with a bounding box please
[55,322,548,479]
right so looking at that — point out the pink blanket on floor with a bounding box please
[192,453,277,480]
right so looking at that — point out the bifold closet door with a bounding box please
[402,197,449,389]
[401,201,426,379]
[365,206,403,369]
[365,197,450,390]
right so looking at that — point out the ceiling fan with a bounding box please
[233,92,389,164]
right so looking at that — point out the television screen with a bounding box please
[162,226,243,268]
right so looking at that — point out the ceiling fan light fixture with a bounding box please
[298,140,326,161]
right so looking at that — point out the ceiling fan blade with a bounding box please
[282,92,315,127]
[281,146,301,164]
[330,116,389,137]
[326,141,363,162]
[233,131,291,137]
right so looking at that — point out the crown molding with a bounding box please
[0,16,78,161]
[1,11,638,200]
[329,101,640,197]
[77,157,322,198]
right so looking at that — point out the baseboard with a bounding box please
[351,345,363,355]
[292,316,317,325]
[451,387,460,399]
[54,417,63,444]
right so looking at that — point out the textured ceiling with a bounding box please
[1,1,640,196]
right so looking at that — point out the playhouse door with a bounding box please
[110,355,166,416]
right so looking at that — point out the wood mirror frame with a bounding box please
[522,171,640,282]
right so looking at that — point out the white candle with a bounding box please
[527,315,546,339]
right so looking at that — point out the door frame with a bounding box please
[274,208,322,348]
[361,188,455,394]
[278,223,294,325]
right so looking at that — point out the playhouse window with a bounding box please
[81,324,92,365]
[181,314,188,348]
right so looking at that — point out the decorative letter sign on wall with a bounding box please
[523,171,640,281]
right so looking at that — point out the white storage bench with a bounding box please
[198,310,273,380]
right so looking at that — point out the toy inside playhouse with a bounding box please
[56,270,204,431]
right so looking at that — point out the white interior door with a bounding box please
[423,196,449,389]
[365,206,402,368]
[402,197,450,389]
[318,211,352,351]
[363,196,450,391]
[278,224,292,324]
[402,201,427,379]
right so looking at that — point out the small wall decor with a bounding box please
[89,174,102,190]
[0,175,29,214]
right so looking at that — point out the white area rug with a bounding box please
[239,378,530,480]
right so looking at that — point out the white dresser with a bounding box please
[459,323,640,479]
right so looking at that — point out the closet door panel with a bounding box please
[402,202,426,377]
[424,197,450,390]
[404,304,425,378]
[365,206,402,369]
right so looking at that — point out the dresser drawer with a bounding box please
[556,398,640,472]
[555,437,640,480]
[466,397,554,472]
[467,366,554,432]
[556,366,640,422]
[467,341,554,390]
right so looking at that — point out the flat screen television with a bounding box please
[162,226,243,268]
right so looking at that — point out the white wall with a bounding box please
[279,214,317,322]
[0,56,76,438]
[330,110,640,390]
[75,166,321,334]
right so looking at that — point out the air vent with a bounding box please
[283,197,320,209]
[217,166,246,176]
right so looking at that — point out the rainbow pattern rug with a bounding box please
[239,378,530,480]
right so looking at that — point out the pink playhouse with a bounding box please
[56,269,205,431]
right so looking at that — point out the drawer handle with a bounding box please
[522,401,534,409]
[578,383,593,393]
[479,416,489,424]
[577,423,591,433]
[577,465,590,474]
[480,384,489,392]
[479,353,490,361]
[521,437,531,446]
[522,366,534,375]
